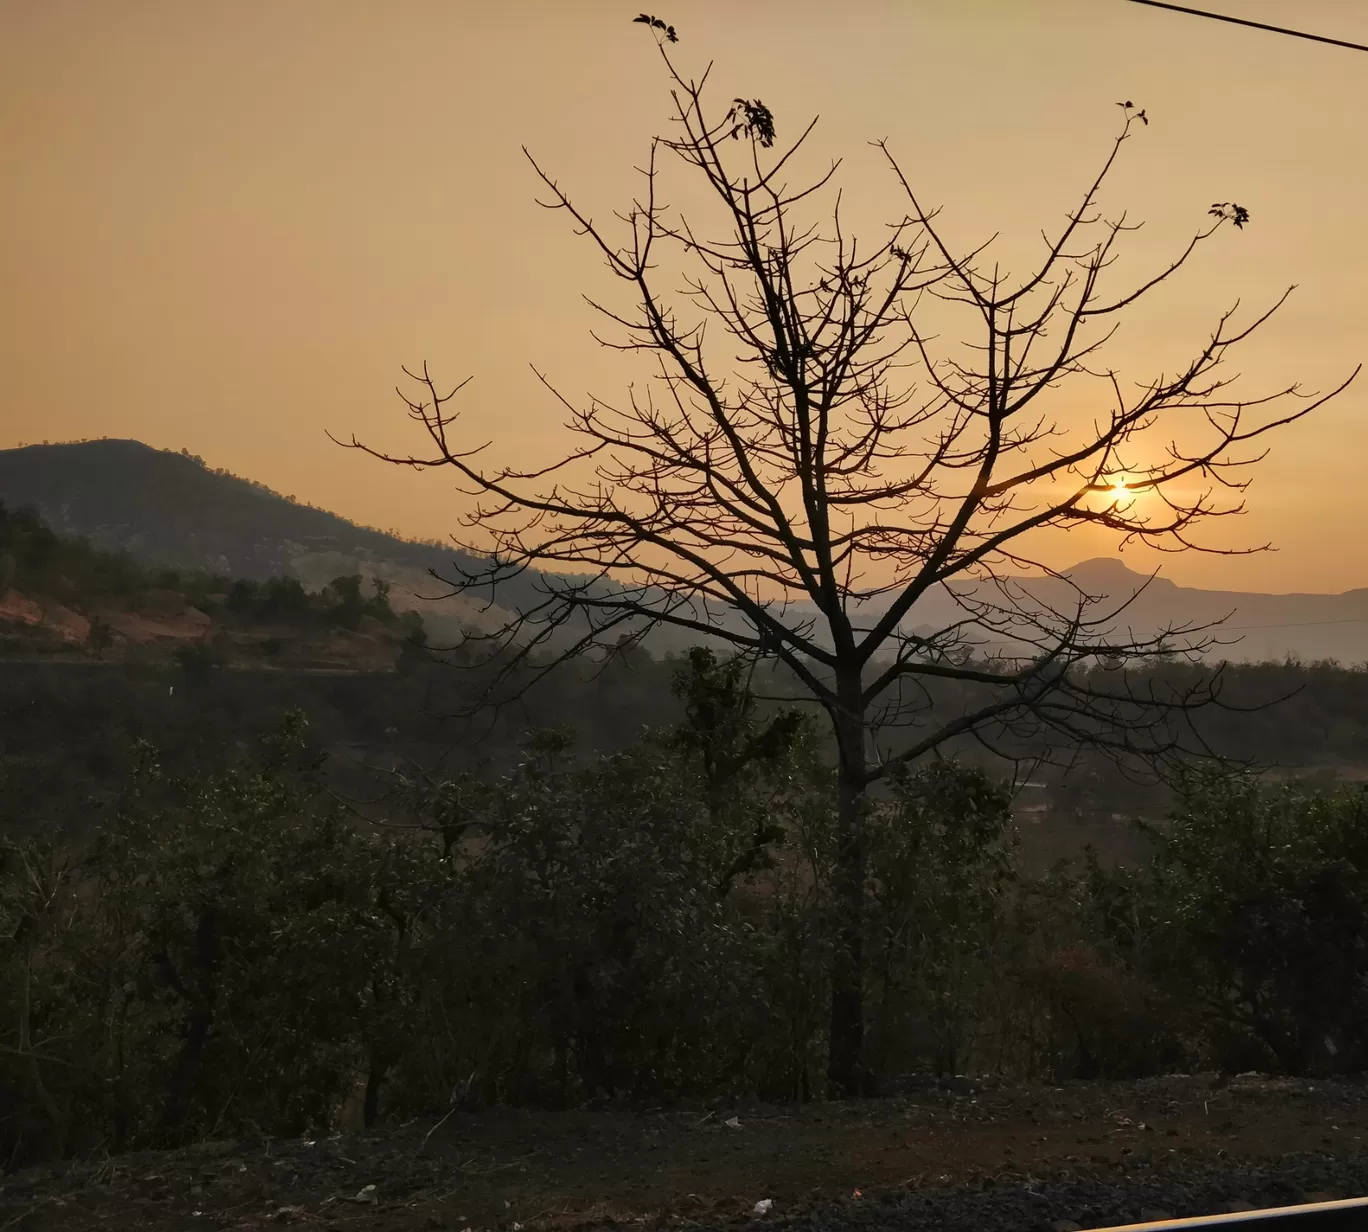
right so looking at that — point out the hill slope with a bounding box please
[0,499,421,670]
[1034,558,1368,665]
[0,439,481,581]
[3,439,1366,662]
[0,439,538,643]
[0,439,740,655]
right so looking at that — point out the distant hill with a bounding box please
[0,440,748,656]
[887,557,1368,665]
[1027,558,1368,666]
[2,439,1365,664]
[0,439,482,581]
[0,440,547,644]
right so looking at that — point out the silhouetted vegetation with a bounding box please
[5,652,1368,1169]
[0,499,217,606]
[2,503,1366,851]
[5,500,1368,1172]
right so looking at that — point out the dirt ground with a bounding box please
[3,1074,1367,1232]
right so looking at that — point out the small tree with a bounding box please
[667,647,810,898]
[344,21,1356,1093]
[326,574,366,630]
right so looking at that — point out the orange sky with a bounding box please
[2,0,1365,594]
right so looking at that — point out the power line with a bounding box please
[1125,0,1368,53]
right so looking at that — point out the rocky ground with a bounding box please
[3,1074,1368,1232]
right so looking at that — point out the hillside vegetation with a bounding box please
[0,499,424,671]
[0,440,730,655]
[8,439,1368,666]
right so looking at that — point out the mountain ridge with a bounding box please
[1061,554,1368,601]
[0,439,475,580]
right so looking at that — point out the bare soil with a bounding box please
[4,1074,1368,1231]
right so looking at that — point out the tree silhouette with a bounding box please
[343,33,1357,1094]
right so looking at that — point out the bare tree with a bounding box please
[341,24,1357,1095]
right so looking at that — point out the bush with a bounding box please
[11,652,1368,1169]
[863,760,1019,1079]
[420,732,780,1104]
[1141,768,1368,1074]
[0,714,452,1158]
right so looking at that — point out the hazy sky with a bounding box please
[3,0,1366,594]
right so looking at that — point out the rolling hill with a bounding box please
[2,439,1366,664]
[0,439,504,579]
[0,439,539,646]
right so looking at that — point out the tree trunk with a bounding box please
[363,1055,386,1128]
[827,691,869,1098]
[158,905,221,1136]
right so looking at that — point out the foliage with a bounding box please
[863,762,1019,1078]
[0,713,451,1158]
[664,647,814,895]
[0,654,1010,1161]
[1007,853,1194,1081]
[1139,769,1368,1074]
[432,734,772,1103]
[0,500,184,605]
[321,574,396,630]
[0,505,417,658]
[6,650,1368,1169]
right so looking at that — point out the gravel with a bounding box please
[683,1154,1368,1232]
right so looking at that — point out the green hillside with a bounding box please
[0,499,423,670]
[0,439,483,582]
